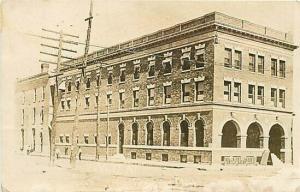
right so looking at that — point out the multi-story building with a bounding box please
[16,64,50,155]
[20,12,297,165]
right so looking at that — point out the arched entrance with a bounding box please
[221,120,240,148]
[246,122,263,148]
[180,120,189,147]
[162,121,170,146]
[146,122,154,145]
[195,119,204,147]
[118,123,125,153]
[269,124,285,160]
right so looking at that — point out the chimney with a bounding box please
[41,63,49,73]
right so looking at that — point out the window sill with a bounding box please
[147,76,155,79]
[119,81,125,84]
[107,84,112,86]
[194,67,204,70]
[163,73,172,76]
[132,79,139,82]
[181,70,191,73]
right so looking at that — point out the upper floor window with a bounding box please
[224,81,231,101]
[148,63,155,77]
[163,52,172,74]
[257,86,264,105]
[195,81,204,101]
[271,88,277,107]
[59,136,64,143]
[195,44,205,69]
[119,92,125,109]
[133,65,140,80]
[107,71,113,85]
[182,82,191,103]
[95,95,99,106]
[164,85,172,104]
[249,54,256,72]
[120,69,126,83]
[133,90,139,107]
[85,96,90,108]
[32,107,36,124]
[107,93,112,106]
[61,100,65,110]
[271,59,277,76]
[76,80,80,91]
[279,89,285,108]
[181,47,191,71]
[279,60,286,78]
[66,99,71,110]
[147,88,155,106]
[84,135,89,144]
[258,56,264,74]
[33,88,37,102]
[67,82,72,92]
[65,136,70,143]
[86,77,91,89]
[96,75,100,87]
[40,108,44,124]
[224,48,232,68]
[233,82,241,103]
[234,50,242,70]
[248,84,255,104]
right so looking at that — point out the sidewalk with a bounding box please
[28,152,283,172]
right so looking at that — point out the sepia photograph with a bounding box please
[1,1,300,191]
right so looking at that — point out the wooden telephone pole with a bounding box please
[39,28,78,165]
[70,0,94,167]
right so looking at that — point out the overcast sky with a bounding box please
[1,0,300,164]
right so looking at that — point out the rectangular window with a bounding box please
[147,88,155,106]
[162,154,168,162]
[96,75,100,87]
[182,83,191,103]
[119,92,125,109]
[234,50,242,69]
[61,100,65,110]
[180,155,187,163]
[133,90,139,107]
[95,95,99,106]
[249,54,256,72]
[67,99,71,110]
[76,80,80,91]
[148,63,155,77]
[67,82,72,92]
[195,81,204,101]
[59,136,64,143]
[233,82,241,103]
[133,65,140,80]
[224,48,232,67]
[195,49,205,69]
[33,108,36,124]
[279,60,286,78]
[163,60,172,74]
[86,77,91,89]
[33,88,37,102]
[131,152,136,159]
[107,94,112,106]
[271,88,277,107]
[42,86,45,100]
[85,97,90,108]
[120,69,126,83]
[258,56,264,74]
[40,109,44,124]
[65,136,70,143]
[94,135,98,144]
[248,85,255,104]
[279,89,285,108]
[271,59,277,76]
[181,57,191,71]
[257,86,264,105]
[84,136,89,144]
[107,71,113,85]
[146,153,152,160]
[224,81,231,101]
[164,85,172,104]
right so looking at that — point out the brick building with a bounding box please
[19,12,298,165]
[16,64,51,155]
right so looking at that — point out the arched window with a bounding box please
[146,122,154,145]
[221,121,240,148]
[180,120,189,147]
[246,122,263,148]
[269,124,285,161]
[195,120,204,147]
[162,121,170,146]
[132,122,138,145]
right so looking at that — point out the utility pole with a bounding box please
[39,28,78,165]
[70,0,93,168]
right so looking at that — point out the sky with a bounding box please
[1,0,300,164]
